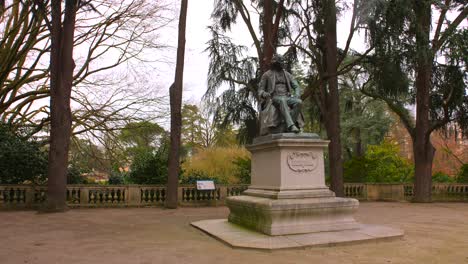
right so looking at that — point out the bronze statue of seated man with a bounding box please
[258,55,304,136]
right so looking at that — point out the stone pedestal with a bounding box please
[192,133,403,249]
[226,133,359,236]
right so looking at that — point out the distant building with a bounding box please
[82,170,109,183]
[387,120,468,176]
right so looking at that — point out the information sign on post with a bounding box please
[196,180,216,190]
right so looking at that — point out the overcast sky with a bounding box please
[156,0,368,105]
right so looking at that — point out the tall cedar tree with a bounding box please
[166,0,188,209]
[206,0,287,143]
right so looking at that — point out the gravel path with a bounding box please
[1,202,467,264]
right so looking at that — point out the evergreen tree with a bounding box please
[363,0,467,202]
[206,0,290,143]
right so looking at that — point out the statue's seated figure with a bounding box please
[258,55,304,136]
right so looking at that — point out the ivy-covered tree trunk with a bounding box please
[166,0,188,209]
[45,0,78,212]
[412,0,434,202]
[323,0,344,197]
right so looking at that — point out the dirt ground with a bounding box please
[1,202,468,264]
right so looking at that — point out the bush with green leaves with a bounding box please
[128,144,168,184]
[0,124,48,184]
[67,165,86,184]
[233,157,251,184]
[180,170,222,184]
[108,171,128,185]
[344,140,413,183]
[432,171,456,183]
[457,164,468,183]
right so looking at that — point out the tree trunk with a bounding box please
[325,111,344,197]
[261,0,273,72]
[166,0,188,209]
[412,0,433,203]
[45,0,77,212]
[323,0,344,197]
[413,137,435,202]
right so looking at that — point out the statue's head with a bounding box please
[270,54,284,70]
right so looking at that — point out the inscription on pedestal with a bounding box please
[287,151,318,172]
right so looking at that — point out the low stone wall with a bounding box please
[0,184,249,209]
[1,183,467,209]
[344,183,468,202]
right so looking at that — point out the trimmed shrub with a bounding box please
[108,172,126,185]
[128,145,168,184]
[344,140,413,183]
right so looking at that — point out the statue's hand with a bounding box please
[262,92,271,99]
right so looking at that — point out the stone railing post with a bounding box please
[177,186,183,204]
[80,187,89,205]
[219,185,227,204]
[394,184,405,201]
[25,185,34,208]
[127,185,141,206]
[366,184,379,201]
[362,184,368,200]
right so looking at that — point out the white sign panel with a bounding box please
[196,180,216,190]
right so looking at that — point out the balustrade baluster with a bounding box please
[12,189,18,203]
[91,191,96,203]
[75,190,80,203]
[190,188,195,201]
[154,189,160,202]
[113,189,117,203]
[142,189,146,203]
[186,188,191,201]
[118,189,122,203]
[18,189,24,203]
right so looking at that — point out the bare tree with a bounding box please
[0,0,172,210]
[0,0,172,137]
[45,0,78,211]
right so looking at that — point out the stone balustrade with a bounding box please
[1,183,467,209]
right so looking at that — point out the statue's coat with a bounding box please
[258,70,305,135]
